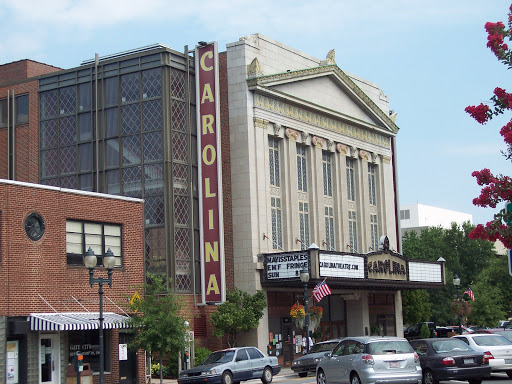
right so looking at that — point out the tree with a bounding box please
[127,274,189,383]
[467,280,506,326]
[210,288,267,347]
[401,290,431,325]
[465,4,512,248]
[419,323,431,339]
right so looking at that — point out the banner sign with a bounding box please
[196,42,225,303]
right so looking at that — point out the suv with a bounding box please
[404,322,436,340]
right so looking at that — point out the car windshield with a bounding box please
[368,340,414,355]
[432,339,472,353]
[473,335,512,346]
[310,342,338,353]
[202,351,235,364]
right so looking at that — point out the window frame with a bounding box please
[368,163,377,205]
[346,157,355,201]
[297,144,308,192]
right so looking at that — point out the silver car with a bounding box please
[178,347,280,384]
[292,339,342,377]
[453,333,512,377]
[316,336,422,384]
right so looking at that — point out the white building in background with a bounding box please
[400,203,473,236]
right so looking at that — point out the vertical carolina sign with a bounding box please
[196,42,225,303]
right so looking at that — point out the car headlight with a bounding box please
[201,369,217,375]
[292,361,300,366]
[314,358,322,363]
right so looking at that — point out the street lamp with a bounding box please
[84,247,116,384]
[453,273,462,335]
[300,268,310,353]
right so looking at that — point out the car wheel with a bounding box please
[423,370,438,384]
[507,371,512,378]
[317,369,326,384]
[350,373,361,384]
[468,379,482,384]
[261,367,273,384]
[299,372,308,378]
[222,371,233,384]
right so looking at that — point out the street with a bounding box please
[271,372,512,384]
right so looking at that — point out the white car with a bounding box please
[453,334,512,377]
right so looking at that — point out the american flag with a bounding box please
[464,287,475,301]
[312,280,332,302]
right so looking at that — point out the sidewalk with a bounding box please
[155,367,295,384]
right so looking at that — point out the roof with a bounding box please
[28,312,131,331]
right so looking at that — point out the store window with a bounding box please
[68,330,111,373]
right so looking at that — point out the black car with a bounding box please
[404,322,436,339]
[409,338,491,384]
[291,339,341,377]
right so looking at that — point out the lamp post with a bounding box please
[453,273,462,335]
[84,247,116,384]
[300,268,310,353]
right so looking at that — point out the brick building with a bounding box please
[0,60,61,182]
[0,179,145,384]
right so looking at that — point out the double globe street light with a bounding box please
[453,273,462,335]
[84,247,116,384]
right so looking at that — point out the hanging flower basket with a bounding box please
[290,304,305,329]
[308,306,323,331]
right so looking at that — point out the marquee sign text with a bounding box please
[266,253,308,279]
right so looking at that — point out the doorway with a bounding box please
[40,334,60,384]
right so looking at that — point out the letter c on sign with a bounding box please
[200,51,214,71]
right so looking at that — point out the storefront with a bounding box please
[261,241,445,366]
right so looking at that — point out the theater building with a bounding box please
[224,34,444,365]
[0,179,145,384]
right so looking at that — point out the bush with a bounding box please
[151,363,171,377]
[419,323,431,338]
[195,347,212,366]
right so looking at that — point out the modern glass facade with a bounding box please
[38,45,199,292]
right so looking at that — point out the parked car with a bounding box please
[473,328,512,342]
[177,347,281,384]
[316,336,422,384]
[409,337,490,384]
[292,339,341,377]
[404,322,436,340]
[453,333,512,377]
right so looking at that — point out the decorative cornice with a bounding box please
[247,65,399,134]
[371,152,378,163]
[312,136,325,148]
[254,117,268,129]
[247,57,264,78]
[359,149,370,161]
[285,128,299,141]
[349,146,357,158]
[254,94,390,148]
[382,155,391,164]
[301,131,309,144]
[327,139,334,151]
[272,123,281,136]
[337,143,349,154]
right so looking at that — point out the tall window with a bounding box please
[346,157,355,201]
[368,163,377,205]
[325,206,335,250]
[297,145,307,192]
[271,197,283,250]
[0,94,29,127]
[299,202,310,250]
[348,210,358,252]
[370,214,378,251]
[269,137,280,187]
[322,151,332,196]
[66,220,122,266]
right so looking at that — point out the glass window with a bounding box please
[79,143,93,172]
[322,151,332,196]
[142,68,162,99]
[79,83,92,111]
[299,202,310,250]
[269,137,280,187]
[0,98,6,127]
[346,158,355,201]
[271,197,282,250]
[106,107,119,137]
[121,72,140,103]
[247,348,264,359]
[297,145,307,192]
[16,94,28,124]
[105,77,119,107]
[59,86,76,115]
[370,214,378,251]
[236,349,248,361]
[79,113,92,141]
[40,90,58,119]
[368,163,377,205]
[325,206,335,251]
[66,220,122,266]
[106,169,120,195]
[68,330,111,373]
[348,210,358,252]
[106,138,120,168]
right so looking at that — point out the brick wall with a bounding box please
[0,60,60,85]
[0,79,42,183]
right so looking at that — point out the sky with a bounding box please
[0,0,510,226]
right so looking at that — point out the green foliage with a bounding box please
[402,222,499,326]
[419,323,431,339]
[210,288,267,347]
[402,290,431,324]
[151,363,171,377]
[467,280,507,326]
[194,347,212,366]
[127,273,189,360]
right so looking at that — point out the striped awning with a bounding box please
[28,312,131,331]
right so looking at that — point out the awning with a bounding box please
[28,312,131,331]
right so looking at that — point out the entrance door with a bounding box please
[40,334,60,384]
[119,332,137,384]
